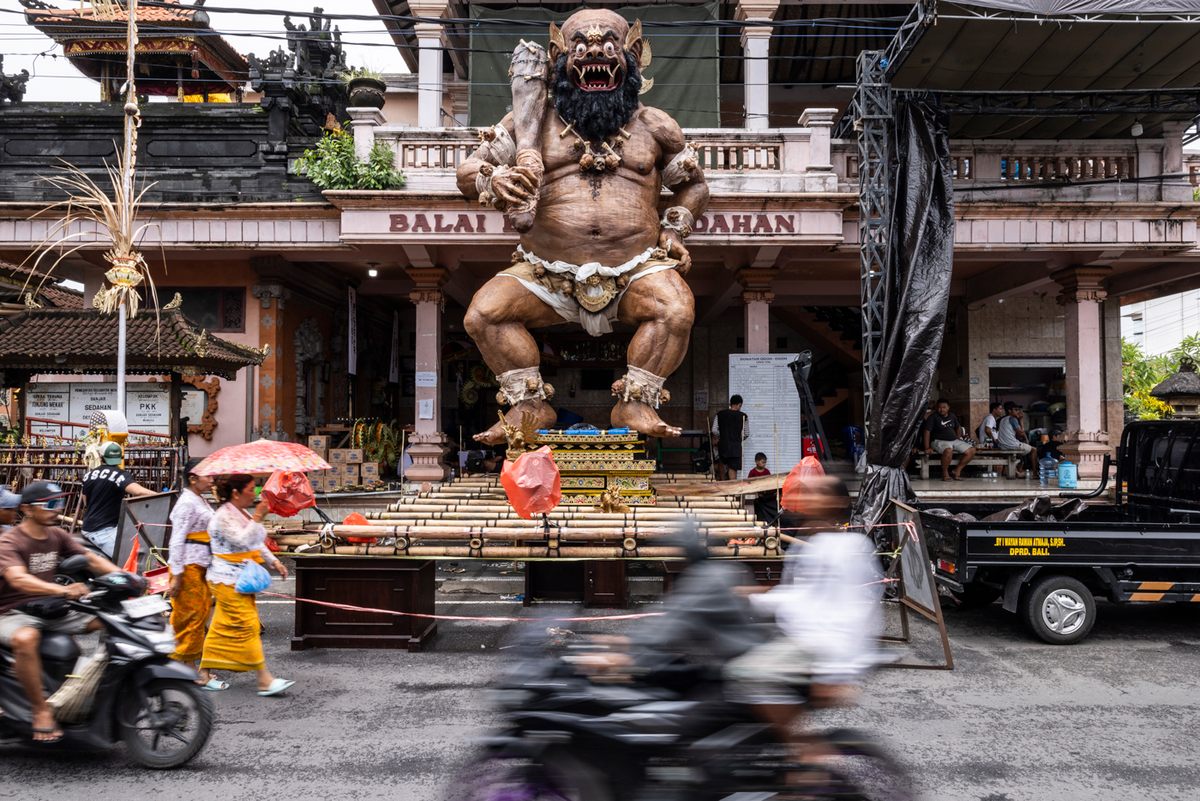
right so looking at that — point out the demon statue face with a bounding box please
[549,9,652,143]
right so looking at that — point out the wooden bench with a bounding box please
[915,448,1027,480]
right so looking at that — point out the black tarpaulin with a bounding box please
[853,97,955,528]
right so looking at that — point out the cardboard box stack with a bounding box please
[361,462,381,482]
[307,435,329,458]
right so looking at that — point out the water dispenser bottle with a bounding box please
[1039,455,1057,488]
[1057,459,1078,489]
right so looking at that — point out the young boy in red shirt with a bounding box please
[748,452,770,478]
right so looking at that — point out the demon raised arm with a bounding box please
[457,9,709,444]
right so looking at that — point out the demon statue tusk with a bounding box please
[458,9,709,445]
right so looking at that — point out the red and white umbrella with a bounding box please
[192,439,332,476]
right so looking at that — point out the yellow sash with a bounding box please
[185,531,211,544]
[215,550,265,565]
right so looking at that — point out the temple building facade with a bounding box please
[0,1,1197,480]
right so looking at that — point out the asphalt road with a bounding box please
[3,566,1199,801]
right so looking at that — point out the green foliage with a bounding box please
[1122,337,1175,419]
[340,66,382,82]
[1174,331,1200,366]
[296,128,405,191]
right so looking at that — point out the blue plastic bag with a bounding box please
[235,560,271,594]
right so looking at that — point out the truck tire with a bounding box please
[1021,575,1096,644]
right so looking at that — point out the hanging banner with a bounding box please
[389,310,400,384]
[347,286,358,376]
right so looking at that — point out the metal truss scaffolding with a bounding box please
[852,49,891,433]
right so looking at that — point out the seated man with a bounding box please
[0,481,119,743]
[922,398,976,481]
[996,402,1037,478]
[977,401,1004,447]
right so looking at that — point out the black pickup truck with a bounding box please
[919,420,1200,644]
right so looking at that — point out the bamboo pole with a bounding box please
[297,544,774,558]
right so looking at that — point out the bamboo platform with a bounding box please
[275,474,784,559]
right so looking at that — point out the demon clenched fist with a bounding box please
[458,9,709,444]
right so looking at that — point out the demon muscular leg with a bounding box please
[464,276,562,445]
[611,269,695,438]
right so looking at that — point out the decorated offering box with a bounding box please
[532,428,656,506]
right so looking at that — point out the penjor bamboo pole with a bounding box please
[115,0,140,412]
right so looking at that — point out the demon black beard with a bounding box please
[553,52,642,143]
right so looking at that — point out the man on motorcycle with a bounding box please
[0,481,119,743]
[726,477,882,769]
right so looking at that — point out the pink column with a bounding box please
[1052,267,1111,478]
[405,274,449,482]
[742,290,773,354]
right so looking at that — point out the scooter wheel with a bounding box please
[120,679,214,769]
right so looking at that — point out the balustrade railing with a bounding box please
[378,128,797,175]
[373,127,1174,198]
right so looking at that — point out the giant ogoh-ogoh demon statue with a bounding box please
[457,8,710,445]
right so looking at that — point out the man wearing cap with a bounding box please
[0,488,21,533]
[80,443,156,558]
[0,481,119,742]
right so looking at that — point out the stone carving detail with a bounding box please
[293,318,326,436]
[247,6,348,149]
[0,55,30,104]
[181,375,221,441]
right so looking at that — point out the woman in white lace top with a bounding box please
[198,474,294,697]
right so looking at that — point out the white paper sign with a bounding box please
[181,387,206,424]
[418,398,434,419]
[728,354,802,475]
[415,371,438,388]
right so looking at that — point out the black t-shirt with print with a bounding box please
[81,466,131,532]
[923,413,961,443]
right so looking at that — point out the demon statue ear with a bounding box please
[624,19,653,94]
[624,19,652,69]
[549,22,567,62]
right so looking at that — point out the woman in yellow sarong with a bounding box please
[165,459,222,689]
[199,474,294,697]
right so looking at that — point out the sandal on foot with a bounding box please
[198,677,230,691]
[32,726,63,744]
[257,678,295,697]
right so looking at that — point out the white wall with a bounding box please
[1121,289,1200,354]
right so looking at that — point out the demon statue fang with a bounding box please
[458,8,709,444]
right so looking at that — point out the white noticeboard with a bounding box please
[25,382,71,436]
[68,385,120,425]
[26,382,171,438]
[728,354,802,475]
[126,386,171,431]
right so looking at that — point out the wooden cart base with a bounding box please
[291,556,436,651]
[525,560,629,607]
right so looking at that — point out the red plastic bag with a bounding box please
[780,455,826,512]
[500,446,561,519]
[342,512,376,544]
[262,470,317,518]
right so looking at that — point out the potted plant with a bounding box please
[343,66,386,110]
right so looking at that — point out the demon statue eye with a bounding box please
[574,42,586,57]
[603,41,616,57]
